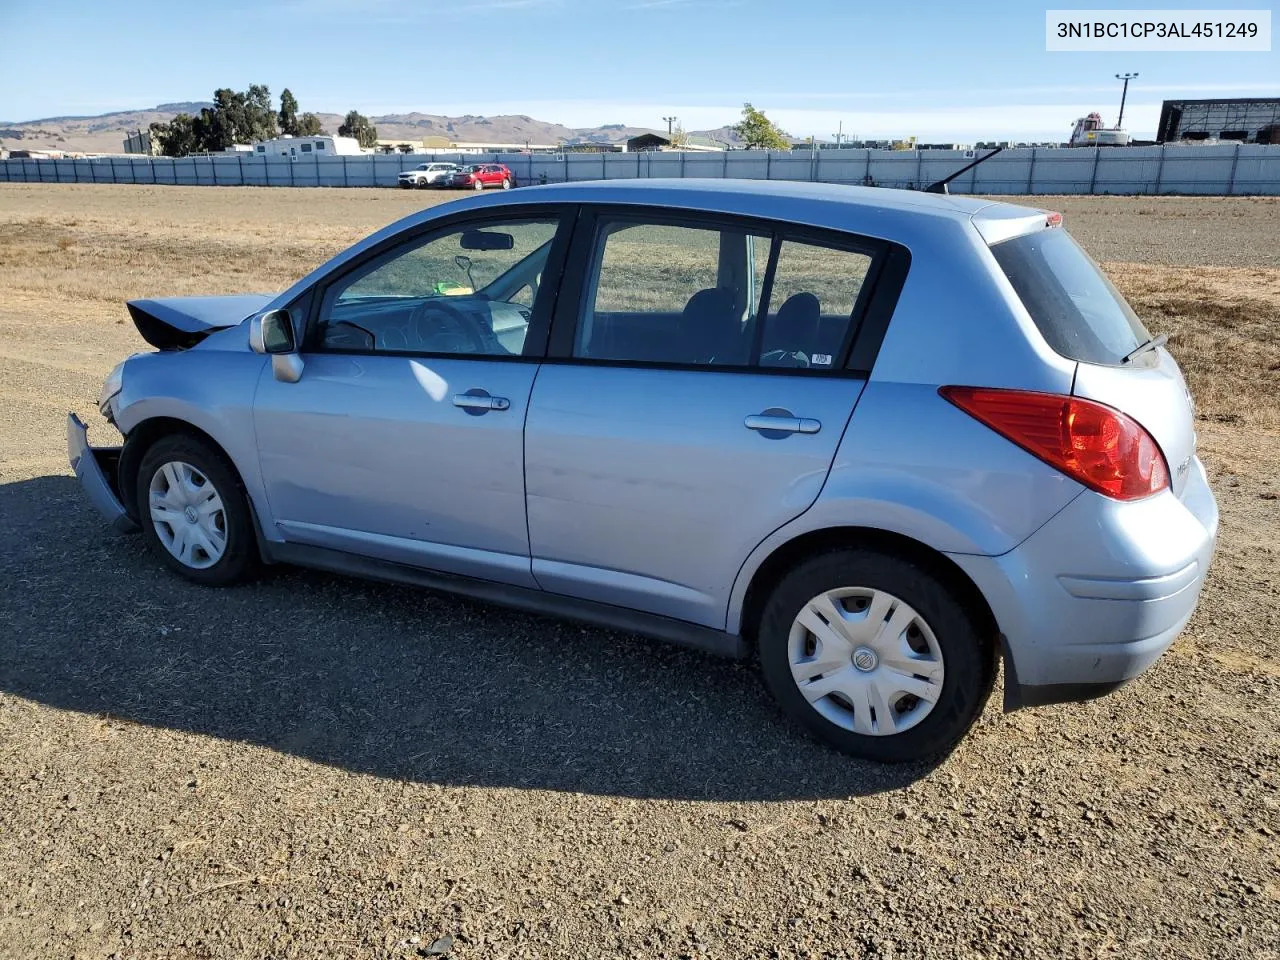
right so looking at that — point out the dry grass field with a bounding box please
[1,184,1277,960]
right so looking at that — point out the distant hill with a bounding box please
[693,125,745,146]
[0,103,215,153]
[0,103,738,154]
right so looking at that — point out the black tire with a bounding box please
[135,433,256,587]
[473,179,485,191]
[501,177,511,189]
[756,548,994,763]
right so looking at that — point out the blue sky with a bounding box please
[0,0,1274,139]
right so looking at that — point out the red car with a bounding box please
[450,163,516,190]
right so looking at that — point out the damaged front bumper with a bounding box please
[67,412,138,534]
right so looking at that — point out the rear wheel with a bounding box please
[501,177,511,189]
[756,548,993,762]
[135,434,256,587]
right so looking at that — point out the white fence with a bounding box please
[2,144,1278,195]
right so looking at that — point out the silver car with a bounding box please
[68,180,1218,762]
[398,162,460,189]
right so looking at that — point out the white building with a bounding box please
[252,134,364,158]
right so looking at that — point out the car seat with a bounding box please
[765,291,822,364]
[680,287,746,364]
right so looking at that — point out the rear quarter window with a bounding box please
[991,228,1149,365]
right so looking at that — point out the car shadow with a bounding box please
[1,475,946,801]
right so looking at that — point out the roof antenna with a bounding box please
[923,146,1004,194]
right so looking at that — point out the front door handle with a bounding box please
[453,392,511,412]
[745,413,821,435]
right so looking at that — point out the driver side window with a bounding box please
[317,218,559,356]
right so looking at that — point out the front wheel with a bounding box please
[473,179,485,191]
[756,548,993,762]
[501,178,511,189]
[135,433,256,587]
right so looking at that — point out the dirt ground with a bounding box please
[0,185,1277,960]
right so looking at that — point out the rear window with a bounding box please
[991,228,1149,365]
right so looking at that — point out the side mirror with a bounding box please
[249,309,304,383]
[250,309,295,354]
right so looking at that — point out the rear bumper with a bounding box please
[67,412,137,533]
[950,456,1218,709]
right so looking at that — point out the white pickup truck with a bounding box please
[397,162,461,188]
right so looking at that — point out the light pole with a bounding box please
[1115,72,1138,130]
[663,116,678,137]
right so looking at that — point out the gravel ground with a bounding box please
[1034,195,1280,267]
[0,186,1277,960]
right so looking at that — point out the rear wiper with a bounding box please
[1122,333,1168,364]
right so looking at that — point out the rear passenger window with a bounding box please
[576,221,770,366]
[759,240,872,370]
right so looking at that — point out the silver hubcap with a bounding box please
[788,587,945,736]
[148,461,227,569]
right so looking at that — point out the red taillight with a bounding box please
[939,386,1169,500]
[1045,211,1064,228]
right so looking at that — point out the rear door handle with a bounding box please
[453,393,510,412]
[745,414,821,435]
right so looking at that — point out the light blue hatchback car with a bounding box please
[69,180,1218,761]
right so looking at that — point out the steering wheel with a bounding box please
[406,297,506,355]
[760,348,811,369]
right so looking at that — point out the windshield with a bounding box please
[991,228,1149,365]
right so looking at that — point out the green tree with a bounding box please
[191,91,233,150]
[297,112,326,136]
[150,115,198,157]
[338,110,378,149]
[147,83,283,155]
[278,88,299,136]
[148,120,168,153]
[733,102,790,151]
[191,85,277,151]
[243,84,278,142]
[669,123,689,148]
